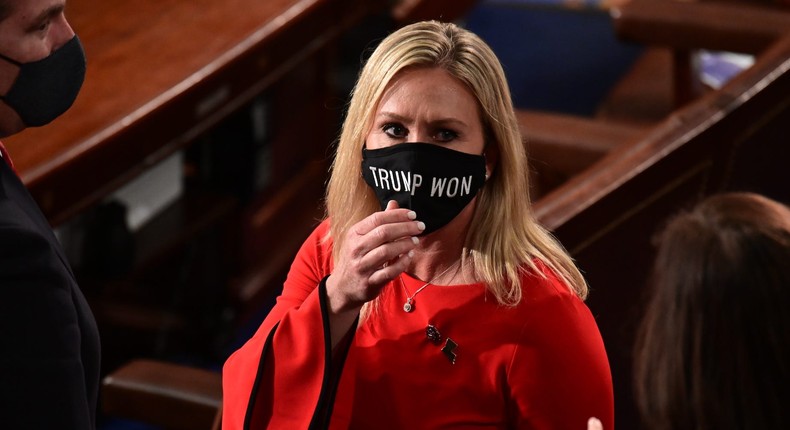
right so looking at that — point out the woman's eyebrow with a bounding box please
[429,118,467,128]
[377,111,467,128]
[377,112,409,122]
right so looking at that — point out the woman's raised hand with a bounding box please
[326,200,424,314]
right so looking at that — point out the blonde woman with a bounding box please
[223,20,613,429]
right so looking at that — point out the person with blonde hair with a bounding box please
[223,20,613,429]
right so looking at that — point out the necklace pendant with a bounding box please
[403,298,414,313]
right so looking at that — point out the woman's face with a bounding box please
[365,67,486,156]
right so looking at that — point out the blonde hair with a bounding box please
[325,21,587,305]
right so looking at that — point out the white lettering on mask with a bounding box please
[412,174,422,195]
[430,175,474,197]
[368,167,423,195]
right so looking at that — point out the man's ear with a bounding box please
[484,143,499,179]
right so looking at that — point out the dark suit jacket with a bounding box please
[0,152,100,429]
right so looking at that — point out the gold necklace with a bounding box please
[400,259,460,313]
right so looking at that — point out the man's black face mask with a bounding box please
[362,143,486,235]
[0,35,86,127]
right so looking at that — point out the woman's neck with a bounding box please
[406,195,479,284]
[407,226,470,285]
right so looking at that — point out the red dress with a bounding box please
[223,220,614,429]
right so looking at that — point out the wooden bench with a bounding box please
[598,0,790,124]
[4,0,380,226]
[518,110,649,199]
[526,0,790,196]
[535,3,790,426]
[102,359,223,430]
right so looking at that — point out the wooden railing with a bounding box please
[535,2,790,426]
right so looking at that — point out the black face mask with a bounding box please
[362,143,486,235]
[0,35,86,127]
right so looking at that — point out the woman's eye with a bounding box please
[383,124,407,139]
[435,130,458,142]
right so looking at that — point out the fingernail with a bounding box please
[407,250,414,258]
[411,236,419,245]
[407,211,417,220]
[417,221,426,231]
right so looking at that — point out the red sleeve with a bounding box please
[222,220,338,430]
[506,274,615,429]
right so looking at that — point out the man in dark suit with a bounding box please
[0,1,100,428]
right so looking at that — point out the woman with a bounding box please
[633,192,790,430]
[223,20,613,429]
